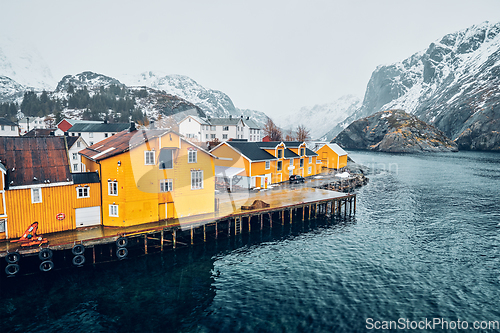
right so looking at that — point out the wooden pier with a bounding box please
[1,188,355,277]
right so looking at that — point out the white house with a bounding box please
[66,121,130,146]
[66,136,89,173]
[0,118,19,137]
[178,115,261,143]
[18,117,48,134]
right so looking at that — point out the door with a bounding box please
[75,206,101,228]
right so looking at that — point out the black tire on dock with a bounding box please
[38,248,53,261]
[72,244,85,256]
[116,237,128,248]
[72,254,85,266]
[5,263,19,276]
[5,252,20,264]
[116,247,128,260]
[39,260,54,272]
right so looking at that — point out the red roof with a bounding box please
[0,137,72,187]
[58,119,73,132]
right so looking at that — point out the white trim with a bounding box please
[109,204,119,217]
[31,188,42,203]
[9,181,74,190]
[92,147,116,159]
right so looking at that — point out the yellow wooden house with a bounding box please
[79,127,216,227]
[314,143,348,170]
[211,140,321,188]
[0,137,101,240]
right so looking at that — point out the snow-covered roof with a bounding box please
[325,143,347,156]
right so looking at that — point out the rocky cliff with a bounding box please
[330,21,500,151]
[333,110,458,153]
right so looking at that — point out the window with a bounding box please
[144,150,155,165]
[211,134,216,139]
[317,159,322,164]
[73,164,79,171]
[109,204,119,217]
[105,133,108,138]
[223,126,229,131]
[108,181,118,196]
[308,166,312,174]
[76,141,81,148]
[309,156,312,164]
[265,161,270,169]
[72,153,78,160]
[188,150,197,163]
[210,126,216,131]
[77,186,89,198]
[31,188,42,203]
[0,219,5,233]
[159,149,173,169]
[160,179,173,192]
[300,148,305,156]
[289,158,294,165]
[78,133,81,136]
[223,134,228,139]
[89,132,93,138]
[11,126,15,131]
[89,142,94,146]
[191,170,203,190]
[277,161,282,171]
[277,149,283,159]
[72,133,76,136]
[300,158,304,168]
[1,125,4,130]
[206,134,209,139]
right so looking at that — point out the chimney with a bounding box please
[129,122,136,132]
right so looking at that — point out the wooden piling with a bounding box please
[203,224,206,243]
[309,204,312,219]
[302,205,305,221]
[248,216,251,233]
[289,208,292,224]
[260,214,263,230]
[93,246,96,264]
[173,229,177,249]
[161,230,164,251]
[191,227,194,245]
[144,234,148,254]
[215,222,218,239]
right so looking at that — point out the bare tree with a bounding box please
[296,124,310,142]
[263,118,282,141]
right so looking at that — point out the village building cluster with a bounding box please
[0,116,347,241]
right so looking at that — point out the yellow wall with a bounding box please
[98,132,215,227]
[4,183,100,239]
[316,145,348,169]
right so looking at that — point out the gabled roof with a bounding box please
[208,118,243,126]
[64,119,103,126]
[223,141,277,161]
[24,128,57,137]
[323,143,347,156]
[284,149,299,158]
[0,137,72,187]
[0,117,17,126]
[80,129,214,162]
[305,148,318,157]
[68,122,130,133]
[255,141,282,149]
[180,115,210,125]
[282,141,306,148]
[66,136,81,148]
[242,119,261,129]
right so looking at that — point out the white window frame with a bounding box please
[73,164,79,172]
[160,179,173,192]
[300,148,305,156]
[144,150,155,165]
[265,161,270,170]
[11,126,15,131]
[109,204,119,217]
[76,141,81,148]
[289,158,294,166]
[31,188,42,204]
[308,166,312,174]
[188,150,197,163]
[0,219,5,233]
[77,186,90,198]
[72,153,78,160]
[108,181,118,196]
[277,161,282,171]
[309,156,312,164]
[222,134,228,139]
[223,126,229,131]
[300,158,304,168]
[191,170,203,190]
[277,149,283,159]
[89,132,93,138]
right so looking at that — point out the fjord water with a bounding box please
[1,151,499,332]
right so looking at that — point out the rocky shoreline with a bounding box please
[316,160,369,193]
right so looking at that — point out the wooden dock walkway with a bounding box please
[1,187,356,277]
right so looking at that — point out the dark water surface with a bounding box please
[1,151,500,333]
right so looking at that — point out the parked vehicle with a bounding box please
[289,175,305,184]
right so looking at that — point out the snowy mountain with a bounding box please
[332,21,500,150]
[55,71,124,92]
[279,95,361,140]
[119,72,268,127]
[0,36,56,90]
[0,76,25,103]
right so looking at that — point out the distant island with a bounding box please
[332,109,458,153]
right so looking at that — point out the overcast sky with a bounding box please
[2,0,500,118]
